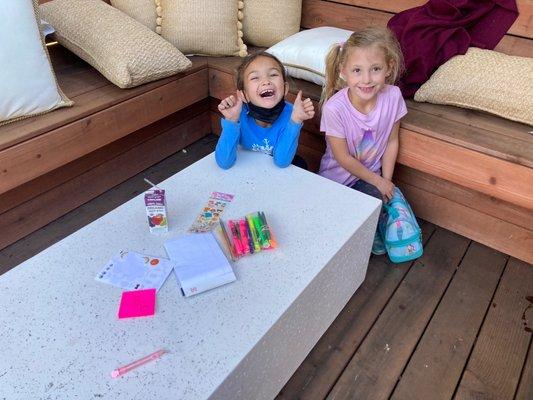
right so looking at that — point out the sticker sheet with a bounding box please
[95,251,174,292]
[188,191,234,233]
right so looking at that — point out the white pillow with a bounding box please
[0,0,71,126]
[266,27,353,86]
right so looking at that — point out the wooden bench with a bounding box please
[1,0,531,266]
[208,0,533,264]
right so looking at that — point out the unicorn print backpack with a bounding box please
[378,187,423,263]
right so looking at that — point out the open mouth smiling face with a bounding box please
[244,56,287,109]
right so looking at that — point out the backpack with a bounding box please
[378,187,423,263]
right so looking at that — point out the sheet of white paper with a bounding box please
[95,251,174,292]
[164,232,236,297]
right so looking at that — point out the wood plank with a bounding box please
[395,166,533,232]
[515,339,533,400]
[0,134,217,276]
[402,107,533,168]
[302,0,391,31]
[398,181,533,264]
[398,128,533,209]
[0,69,209,195]
[298,129,326,154]
[295,142,323,172]
[454,258,533,400]
[390,243,507,400]
[331,0,532,39]
[405,100,532,143]
[277,222,436,400]
[0,57,208,150]
[326,228,470,400]
[301,0,533,57]
[0,101,209,215]
[0,112,211,251]
[209,65,237,100]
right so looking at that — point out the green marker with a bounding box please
[246,214,261,252]
[253,214,269,248]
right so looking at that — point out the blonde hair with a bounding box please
[320,27,404,106]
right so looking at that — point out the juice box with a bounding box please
[144,189,168,234]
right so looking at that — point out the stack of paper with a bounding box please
[95,251,174,292]
[164,232,236,297]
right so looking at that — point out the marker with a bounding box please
[238,219,250,254]
[111,349,166,378]
[244,219,255,254]
[246,214,261,252]
[218,219,236,260]
[229,220,243,256]
[252,214,269,249]
[259,212,277,248]
[259,212,271,240]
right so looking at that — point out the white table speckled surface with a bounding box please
[0,151,380,400]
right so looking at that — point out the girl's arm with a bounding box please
[381,121,400,181]
[327,135,395,200]
[273,92,314,168]
[215,119,241,169]
[272,119,302,168]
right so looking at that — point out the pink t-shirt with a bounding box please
[319,85,407,186]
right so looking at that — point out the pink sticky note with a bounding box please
[118,289,156,319]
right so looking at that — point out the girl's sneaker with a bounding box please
[371,231,387,255]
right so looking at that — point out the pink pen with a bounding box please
[111,349,166,378]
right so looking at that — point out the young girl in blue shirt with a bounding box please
[215,52,315,169]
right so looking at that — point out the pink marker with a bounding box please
[111,349,166,378]
[229,220,244,256]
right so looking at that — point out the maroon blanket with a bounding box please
[387,0,519,97]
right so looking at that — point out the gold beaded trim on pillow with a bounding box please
[237,1,247,57]
[155,0,162,34]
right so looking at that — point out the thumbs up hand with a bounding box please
[290,90,315,124]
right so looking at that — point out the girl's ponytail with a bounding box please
[320,43,344,107]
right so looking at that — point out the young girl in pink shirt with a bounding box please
[319,27,406,255]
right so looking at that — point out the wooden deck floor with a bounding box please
[1,134,531,400]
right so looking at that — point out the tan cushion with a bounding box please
[415,48,533,126]
[243,0,302,47]
[40,0,192,89]
[110,0,157,32]
[159,0,247,56]
[0,0,71,126]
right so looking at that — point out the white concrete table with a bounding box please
[0,151,380,400]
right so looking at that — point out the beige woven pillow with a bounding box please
[40,0,192,89]
[243,0,302,47]
[110,0,158,32]
[415,48,533,126]
[159,0,247,56]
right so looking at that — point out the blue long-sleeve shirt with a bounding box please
[215,102,303,169]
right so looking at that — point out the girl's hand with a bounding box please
[218,90,245,122]
[291,90,315,124]
[376,177,395,202]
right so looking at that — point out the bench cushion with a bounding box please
[243,0,302,47]
[160,0,247,56]
[40,0,191,89]
[415,48,533,126]
[0,0,71,126]
[110,0,158,31]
